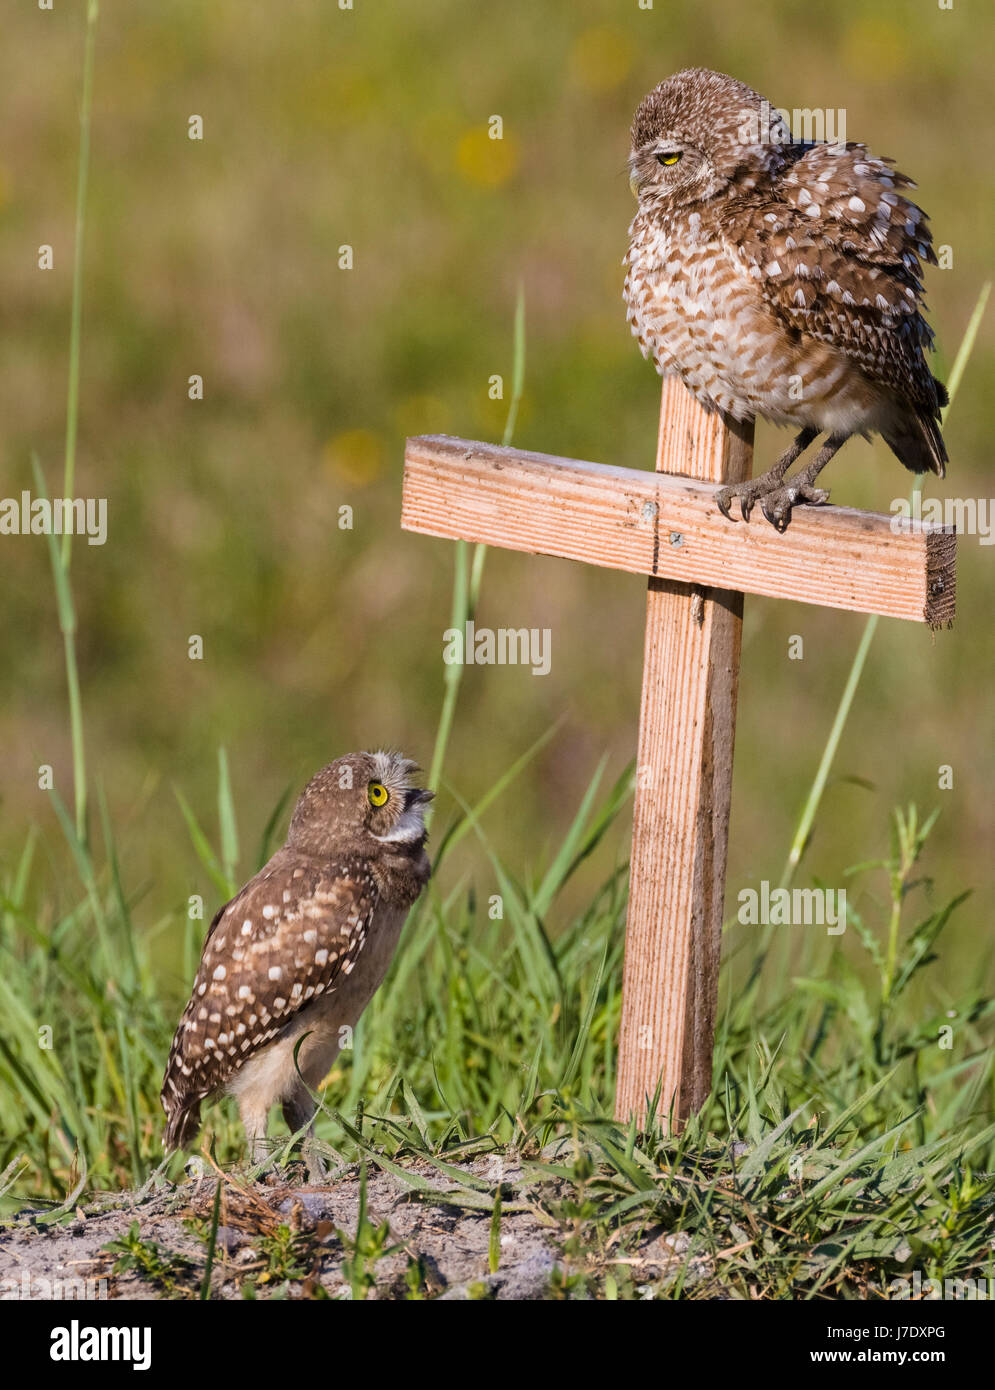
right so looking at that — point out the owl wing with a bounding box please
[724,142,944,414]
[161,847,379,1143]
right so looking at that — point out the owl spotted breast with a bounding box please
[161,750,431,1175]
[624,68,948,529]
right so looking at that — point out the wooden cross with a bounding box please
[401,377,956,1127]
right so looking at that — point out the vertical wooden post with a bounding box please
[615,378,754,1126]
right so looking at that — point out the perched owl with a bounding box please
[624,68,947,529]
[161,751,432,1176]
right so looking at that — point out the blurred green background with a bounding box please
[2,0,992,1003]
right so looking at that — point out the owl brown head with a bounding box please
[629,67,790,209]
[286,750,433,858]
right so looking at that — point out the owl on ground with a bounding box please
[161,750,432,1177]
[624,68,947,529]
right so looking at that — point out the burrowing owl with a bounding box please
[161,751,432,1175]
[624,68,947,529]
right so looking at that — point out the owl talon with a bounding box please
[715,489,738,521]
[714,483,769,523]
[306,1150,329,1184]
[760,484,831,531]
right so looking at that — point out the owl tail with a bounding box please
[161,1083,202,1153]
[162,1101,201,1153]
[883,388,948,479]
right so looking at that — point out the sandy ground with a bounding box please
[0,1151,690,1301]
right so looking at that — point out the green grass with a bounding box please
[3,754,995,1298]
[1,3,993,1301]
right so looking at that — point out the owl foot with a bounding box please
[714,478,830,529]
[759,483,831,531]
[714,425,840,527]
[715,479,765,523]
[304,1144,329,1184]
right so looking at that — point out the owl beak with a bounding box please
[405,788,434,810]
[628,157,642,199]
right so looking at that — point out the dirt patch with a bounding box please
[0,1155,601,1301]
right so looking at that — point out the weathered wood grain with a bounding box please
[615,379,752,1125]
[402,432,956,627]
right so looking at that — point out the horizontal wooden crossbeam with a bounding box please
[402,434,956,627]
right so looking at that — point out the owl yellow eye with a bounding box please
[368,781,389,807]
[657,151,682,166]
